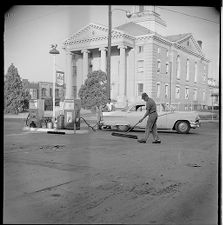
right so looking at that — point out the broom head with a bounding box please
[111,132,138,139]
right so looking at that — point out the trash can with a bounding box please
[57,115,64,129]
[47,121,53,129]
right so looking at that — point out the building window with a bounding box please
[185,87,189,99]
[138,46,143,54]
[137,60,144,72]
[139,6,144,12]
[193,89,197,101]
[194,62,198,83]
[157,60,161,73]
[156,83,161,98]
[31,89,37,99]
[137,83,144,96]
[175,86,180,99]
[166,50,169,57]
[30,89,34,99]
[166,63,169,74]
[203,90,206,102]
[203,65,206,81]
[55,89,59,97]
[41,88,46,97]
[186,59,190,81]
[165,84,168,98]
[158,47,160,54]
[50,88,52,97]
[176,55,180,79]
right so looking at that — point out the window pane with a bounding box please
[137,60,144,72]
[165,85,168,98]
[157,83,160,98]
[138,83,143,96]
[157,60,161,73]
[138,46,143,53]
[175,86,180,99]
[177,56,180,79]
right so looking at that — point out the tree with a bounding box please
[4,63,31,114]
[78,70,108,125]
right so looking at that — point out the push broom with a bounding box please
[111,121,140,139]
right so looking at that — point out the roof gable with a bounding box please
[165,33,203,56]
[177,35,203,55]
[63,22,133,45]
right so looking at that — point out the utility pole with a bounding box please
[169,61,172,106]
[107,5,112,100]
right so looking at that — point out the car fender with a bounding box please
[101,120,130,126]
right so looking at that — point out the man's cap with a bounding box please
[141,93,148,98]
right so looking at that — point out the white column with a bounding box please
[99,47,107,72]
[128,48,135,103]
[65,52,74,100]
[117,45,127,107]
[81,49,89,83]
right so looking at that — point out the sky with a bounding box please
[4,5,220,84]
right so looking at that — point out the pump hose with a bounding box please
[79,116,102,132]
[26,113,101,132]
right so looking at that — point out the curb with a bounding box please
[22,126,90,134]
[199,120,219,123]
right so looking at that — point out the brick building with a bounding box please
[22,79,66,109]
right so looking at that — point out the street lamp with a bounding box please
[49,44,60,125]
[107,6,132,99]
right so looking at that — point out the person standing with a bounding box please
[106,98,114,112]
[137,92,161,144]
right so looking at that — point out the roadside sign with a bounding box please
[56,71,64,87]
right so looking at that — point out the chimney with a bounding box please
[197,40,202,49]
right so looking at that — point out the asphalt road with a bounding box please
[3,118,220,224]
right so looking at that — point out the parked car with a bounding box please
[100,102,200,134]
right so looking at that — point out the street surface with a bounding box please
[4,118,219,224]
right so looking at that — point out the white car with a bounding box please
[100,102,200,134]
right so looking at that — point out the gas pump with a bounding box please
[63,100,75,129]
[26,99,45,127]
[63,99,81,130]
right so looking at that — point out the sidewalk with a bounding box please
[22,126,90,134]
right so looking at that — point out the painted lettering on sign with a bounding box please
[56,71,64,87]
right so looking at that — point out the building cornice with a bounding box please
[173,43,210,62]
[152,34,173,46]
[135,34,153,41]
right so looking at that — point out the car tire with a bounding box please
[175,121,190,134]
[117,125,130,132]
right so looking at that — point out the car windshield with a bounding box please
[121,104,145,112]
[121,105,131,112]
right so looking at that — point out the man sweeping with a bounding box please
[137,92,161,144]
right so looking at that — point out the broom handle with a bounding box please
[125,121,140,134]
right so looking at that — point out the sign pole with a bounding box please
[53,55,56,124]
